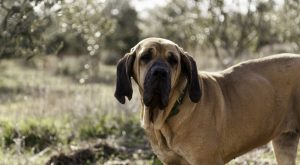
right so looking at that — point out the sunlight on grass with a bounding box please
[0,57,147,164]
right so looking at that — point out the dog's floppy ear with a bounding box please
[178,47,201,102]
[114,51,136,104]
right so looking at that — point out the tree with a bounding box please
[276,0,300,50]
[204,0,278,66]
[56,0,114,57]
[0,0,116,60]
[141,0,283,66]
[102,0,140,64]
[0,0,60,59]
[142,0,202,49]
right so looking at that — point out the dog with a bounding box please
[114,37,300,165]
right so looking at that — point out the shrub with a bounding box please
[0,119,59,153]
[79,116,119,140]
[78,116,145,143]
[0,121,16,148]
[19,119,59,153]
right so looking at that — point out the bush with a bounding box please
[0,119,59,153]
[79,116,119,140]
[78,116,145,143]
[116,119,146,148]
[0,121,16,148]
[20,119,59,153]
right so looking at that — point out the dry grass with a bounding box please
[0,56,143,164]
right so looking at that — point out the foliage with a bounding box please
[0,121,15,148]
[0,0,140,64]
[19,119,58,153]
[142,0,202,49]
[78,115,144,142]
[277,0,300,48]
[45,0,140,64]
[102,0,140,64]
[142,0,300,66]
[79,116,117,140]
[1,0,300,66]
[203,0,279,65]
[0,119,59,153]
[55,0,114,56]
[0,0,61,58]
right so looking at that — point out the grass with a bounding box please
[0,55,299,164]
[0,56,148,164]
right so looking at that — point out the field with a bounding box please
[0,55,299,165]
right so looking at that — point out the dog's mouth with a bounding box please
[148,88,166,109]
[143,64,171,110]
[143,81,170,109]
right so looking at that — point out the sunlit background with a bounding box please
[0,0,299,164]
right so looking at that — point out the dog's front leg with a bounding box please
[188,155,224,165]
[174,145,224,165]
[272,132,299,165]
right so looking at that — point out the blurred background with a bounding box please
[0,0,299,164]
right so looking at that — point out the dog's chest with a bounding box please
[144,124,186,162]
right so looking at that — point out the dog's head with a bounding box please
[114,38,201,109]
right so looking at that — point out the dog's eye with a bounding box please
[140,52,152,63]
[167,53,178,66]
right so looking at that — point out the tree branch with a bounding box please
[209,37,226,68]
[0,0,9,10]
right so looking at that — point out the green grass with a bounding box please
[0,56,150,164]
[0,119,58,151]
[0,56,299,164]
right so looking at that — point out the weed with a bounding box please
[0,121,16,148]
[19,119,59,153]
[0,119,59,153]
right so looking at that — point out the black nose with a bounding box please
[153,68,167,77]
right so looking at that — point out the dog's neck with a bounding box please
[140,76,188,130]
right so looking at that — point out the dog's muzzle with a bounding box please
[143,59,171,109]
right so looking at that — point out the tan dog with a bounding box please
[114,37,300,165]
